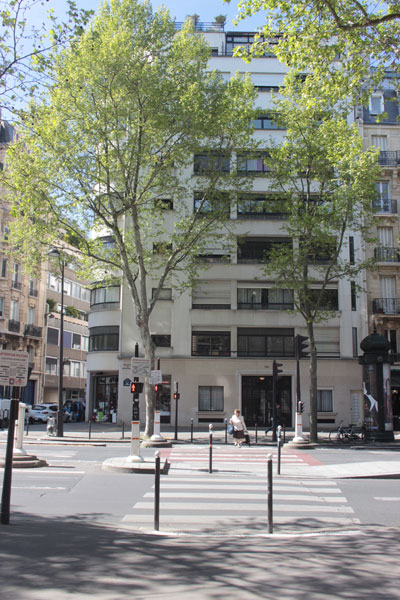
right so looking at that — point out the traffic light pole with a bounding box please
[151,359,164,442]
[293,335,307,443]
[128,375,143,462]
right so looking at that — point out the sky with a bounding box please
[48,0,265,31]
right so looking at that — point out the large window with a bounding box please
[47,327,59,345]
[89,326,119,352]
[238,328,294,357]
[308,289,339,311]
[0,297,4,317]
[198,386,224,411]
[90,285,120,306]
[194,153,230,174]
[238,237,291,263]
[237,153,270,175]
[251,114,284,129]
[237,195,287,220]
[192,331,231,356]
[194,191,230,215]
[317,390,333,412]
[45,357,58,375]
[238,288,293,310]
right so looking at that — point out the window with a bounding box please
[10,299,19,321]
[237,195,287,220]
[308,289,339,311]
[70,361,81,377]
[27,306,36,325]
[372,135,388,150]
[352,327,358,358]
[63,280,72,296]
[153,242,172,254]
[90,285,120,306]
[29,278,38,297]
[155,198,173,210]
[237,328,294,357]
[349,236,355,264]
[198,386,224,411]
[225,33,274,56]
[48,273,59,291]
[152,288,172,300]
[72,333,81,349]
[237,153,270,175]
[1,258,6,278]
[374,182,390,212]
[238,237,291,263]
[45,357,58,375]
[251,114,284,129]
[82,336,89,351]
[47,327,59,345]
[370,94,384,115]
[237,288,293,310]
[194,191,230,215]
[81,287,90,302]
[191,331,231,356]
[151,335,171,347]
[12,263,21,289]
[317,390,333,412]
[385,329,397,354]
[72,282,81,299]
[89,326,119,351]
[351,282,357,311]
[194,153,230,174]
[0,297,4,317]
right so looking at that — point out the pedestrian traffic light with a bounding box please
[297,401,304,413]
[295,334,310,359]
[173,392,180,400]
[130,382,143,394]
[273,360,283,380]
[154,384,163,393]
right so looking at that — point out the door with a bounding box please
[241,375,292,427]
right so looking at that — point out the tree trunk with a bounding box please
[307,322,318,443]
[138,322,156,438]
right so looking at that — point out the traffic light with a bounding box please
[154,384,163,393]
[173,392,180,400]
[273,360,283,384]
[130,382,144,394]
[297,401,304,413]
[295,334,310,359]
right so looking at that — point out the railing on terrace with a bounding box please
[374,247,400,262]
[372,199,397,214]
[24,324,42,338]
[237,302,294,310]
[372,298,400,315]
[8,319,20,333]
[174,21,224,32]
[379,151,400,166]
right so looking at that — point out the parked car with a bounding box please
[27,404,70,424]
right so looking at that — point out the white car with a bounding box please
[27,404,70,424]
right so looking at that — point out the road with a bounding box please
[0,440,399,599]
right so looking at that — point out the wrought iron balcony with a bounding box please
[372,199,397,214]
[24,324,42,337]
[8,319,20,332]
[372,298,400,315]
[374,246,400,262]
[378,151,400,166]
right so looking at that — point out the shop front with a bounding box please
[241,375,292,428]
[92,374,118,421]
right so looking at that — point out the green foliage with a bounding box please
[65,305,81,319]
[46,297,56,312]
[225,0,400,101]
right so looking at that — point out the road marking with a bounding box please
[374,497,400,502]
[144,491,348,502]
[122,514,360,525]
[160,484,342,493]
[133,501,355,513]
[10,470,86,475]
[8,486,67,490]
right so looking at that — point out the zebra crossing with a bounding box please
[121,446,360,534]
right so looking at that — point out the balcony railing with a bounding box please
[372,298,400,315]
[238,302,294,310]
[379,151,400,166]
[174,21,224,32]
[374,246,400,262]
[24,324,42,337]
[372,199,397,214]
[8,319,20,332]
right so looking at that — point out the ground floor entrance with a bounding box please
[241,375,292,428]
[93,374,118,421]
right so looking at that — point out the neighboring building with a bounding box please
[0,121,46,404]
[86,25,372,430]
[43,265,90,408]
[358,72,400,429]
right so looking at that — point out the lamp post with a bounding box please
[48,249,65,437]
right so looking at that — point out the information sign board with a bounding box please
[0,351,29,387]
[131,357,151,378]
[149,370,162,385]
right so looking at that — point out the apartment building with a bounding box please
[86,24,373,431]
[358,73,400,429]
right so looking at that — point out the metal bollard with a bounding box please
[267,452,273,534]
[154,450,160,531]
[224,418,228,444]
[283,424,286,444]
[277,425,282,475]
[190,418,194,443]
[25,417,30,436]
[121,422,125,440]
[255,422,258,444]
[88,419,92,440]
[209,423,213,474]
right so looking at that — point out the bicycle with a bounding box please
[329,421,365,443]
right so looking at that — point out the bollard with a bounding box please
[190,418,194,443]
[255,422,258,444]
[277,425,282,475]
[1,399,18,525]
[121,422,125,440]
[209,423,213,474]
[224,418,228,444]
[88,419,92,440]
[25,417,30,436]
[267,452,273,534]
[283,424,286,444]
[154,450,160,531]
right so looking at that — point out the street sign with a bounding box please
[123,378,131,387]
[131,357,151,378]
[149,370,162,385]
[0,351,29,387]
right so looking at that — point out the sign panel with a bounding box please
[123,378,131,387]
[131,357,151,378]
[149,370,162,385]
[0,351,29,387]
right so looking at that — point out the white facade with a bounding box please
[86,28,368,430]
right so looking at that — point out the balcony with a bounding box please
[372,199,397,214]
[24,324,42,338]
[8,319,20,333]
[372,298,400,315]
[378,151,400,167]
[374,246,400,262]
[174,21,224,32]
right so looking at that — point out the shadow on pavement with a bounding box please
[0,513,399,599]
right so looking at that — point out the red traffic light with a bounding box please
[131,381,143,394]
[154,384,163,393]
[173,392,180,400]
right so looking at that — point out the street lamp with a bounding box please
[48,248,65,437]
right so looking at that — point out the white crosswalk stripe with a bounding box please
[122,446,360,533]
